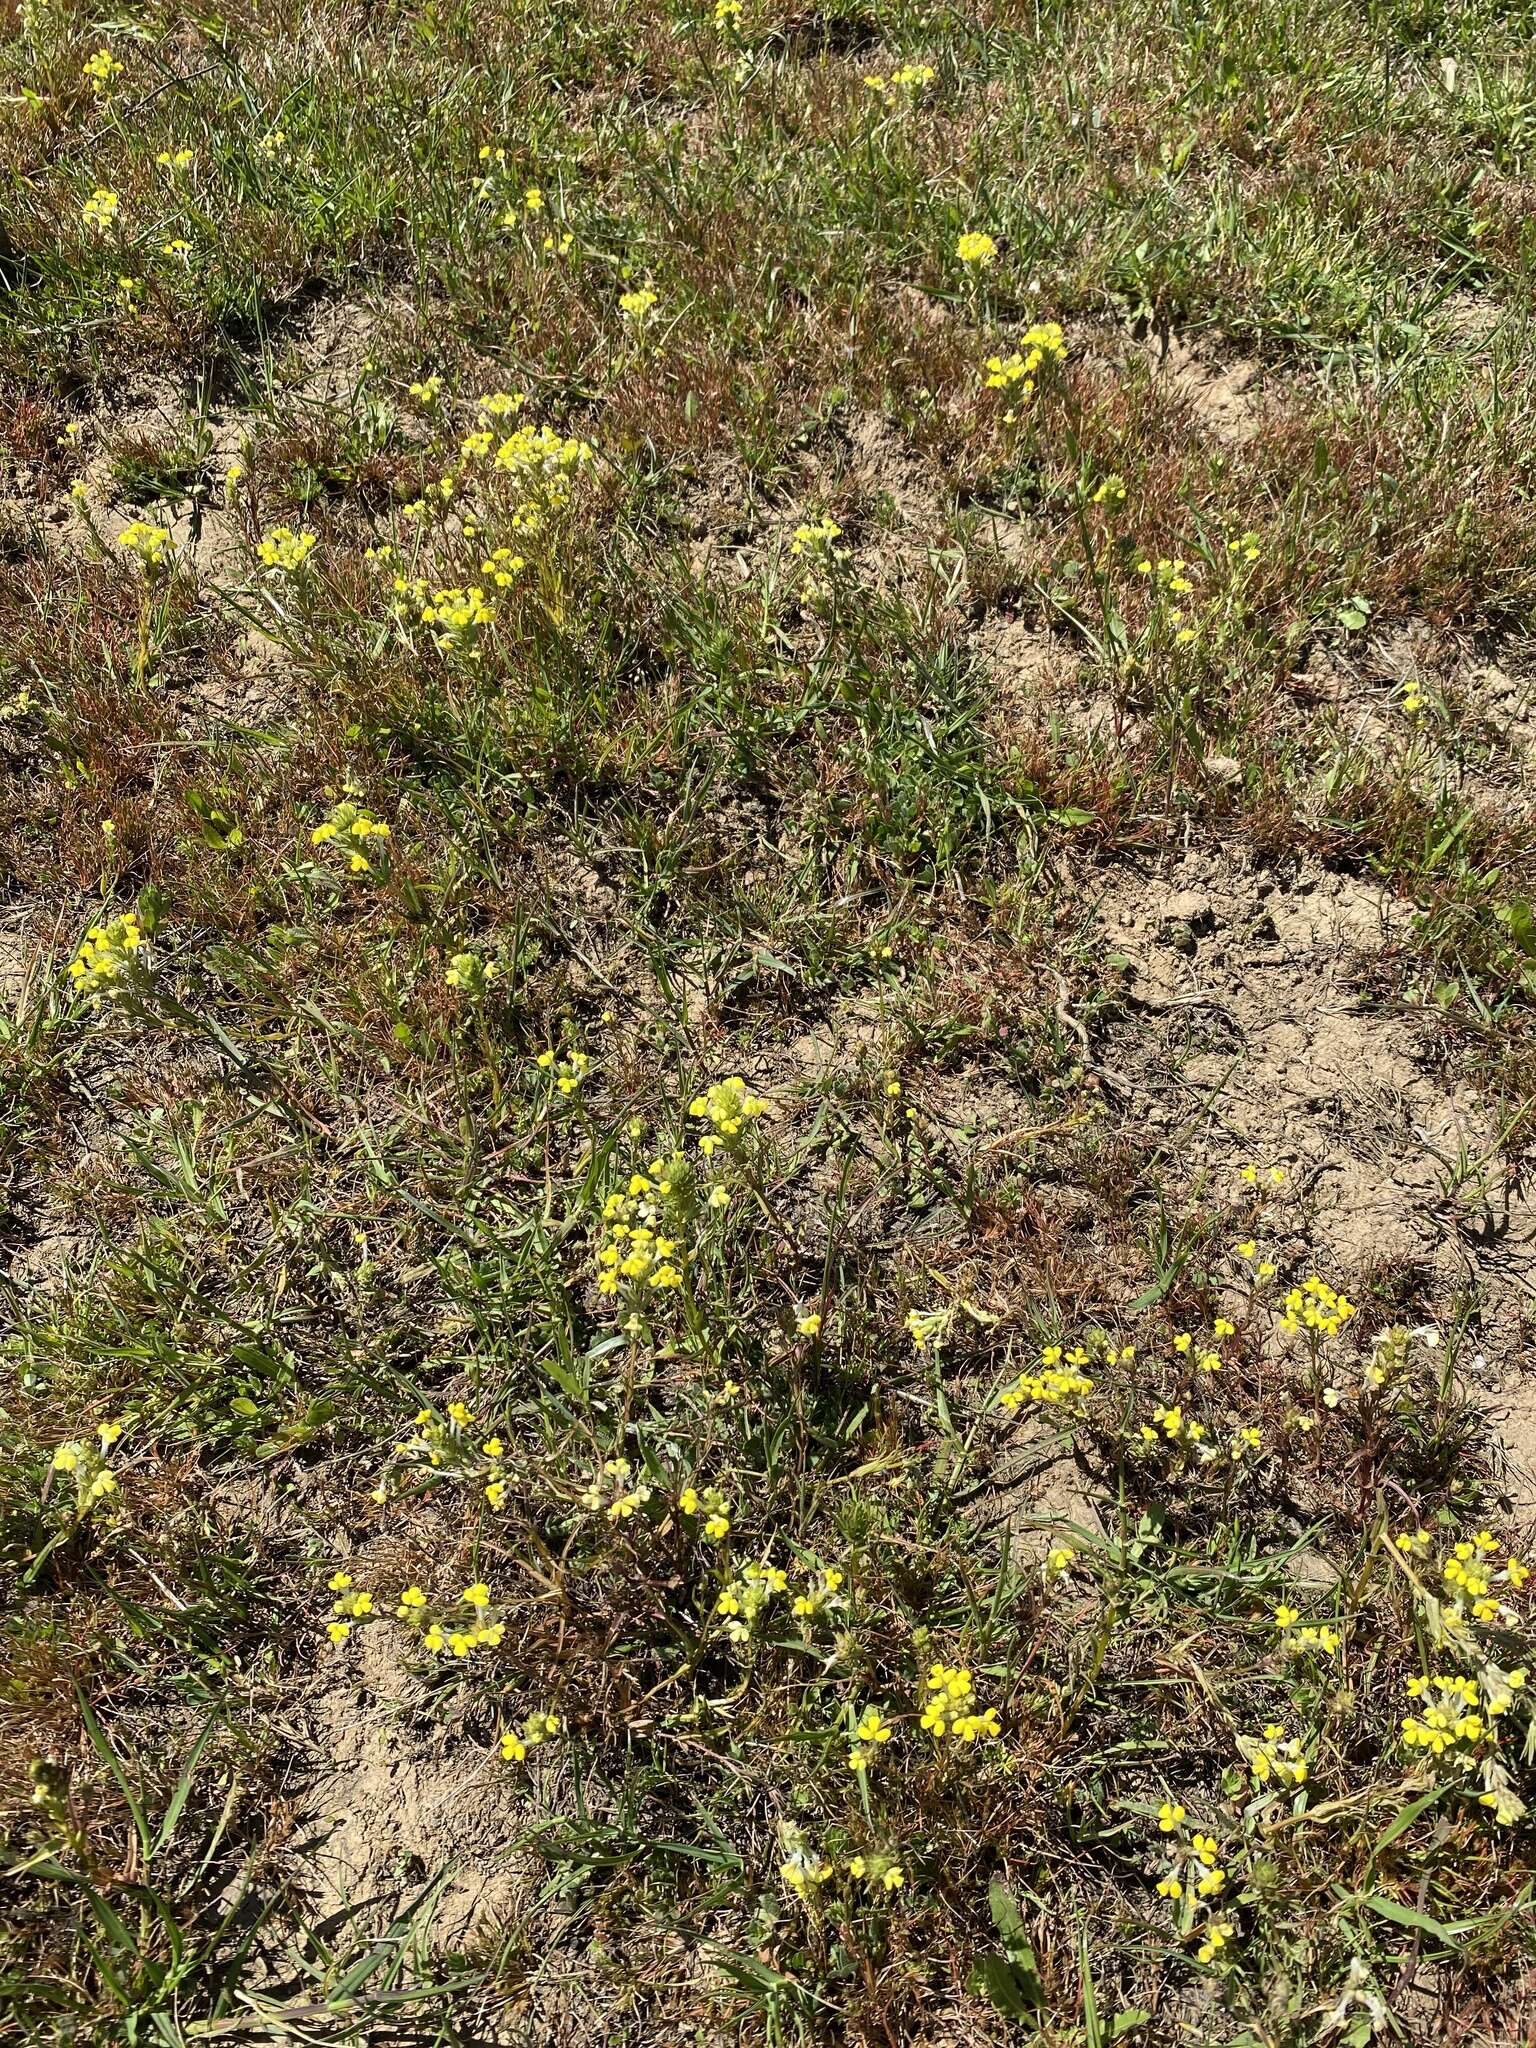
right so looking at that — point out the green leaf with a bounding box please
[1080,1927,1102,2047]
[967,1953,1040,2020]
[1371,1786,1441,1855]
[988,1879,1034,1965]
[1363,1893,1470,1941]
[136,882,168,937]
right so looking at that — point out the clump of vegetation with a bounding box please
[4,0,1536,2040]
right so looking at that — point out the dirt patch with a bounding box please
[971,1423,1106,1563]
[1091,852,1536,1352]
[179,626,299,730]
[290,1624,536,1955]
[969,611,1146,751]
[287,294,390,408]
[1292,618,1536,825]
[684,404,957,599]
[0,902,55,1011]
[1150,333,1264,448]
[1490,1370,1536,1524]
[842,404,949,556]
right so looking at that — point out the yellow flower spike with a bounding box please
[1196,1919,1234,1963]
[82,188,121,232]
[256,526,317,572]
[956,230,998,266]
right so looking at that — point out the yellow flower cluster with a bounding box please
[49,1421,123,1509]
[1134,554,1200,643]
[1400,1672,1497,1758]
[847,1852,905,1892]
[416,583,495,655]
[1138,555,1193,594]
[983,320,1066,397]
[1278,1274,1355,1339]
[791,1562,846,1621]
[498,185,545,230]
[500,1710,560,1762]
[715,1559,842,1643]
[689,1075,768,1153]
[597,1155,690,1302]
[781,1839,904,1897]
[82,187,120,232]
[1273,1605,1341,1657]
[68,912,146,1001]
[919,1664,1000,1743]
[863,62,935,94]
[480,545,524,588]
[1002,1360,1095,1411]
[580,1455,653,1521]
[445,950,498,996]
[1141,1401,1205,1449]
[1436,1530,1530,1627]
[399,1578,508,1657]
[905,1305,951,1353]
[1196,1918,1235,1965]
[847,1706,893,1772]
[375,1402,512,1511]
[999,1339,1111,1413]
[717,1558,788,1640]
[678,1484,732,1542]
[488,421,594,534]
[1242,1722,1308,1787]
[1154,1819,1227,1903]
[788,516,849,603]
[619,285,658,326]
[534,1046,589,1094]
[256,526,317,572]
[310,801,391,874]
[1171,1323,1230,1374]
[82,46,123,92]
[325,1570,375,1644]
[1393,1665,1527,1822]
[956,230,997,266]
[118,519,172,570]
